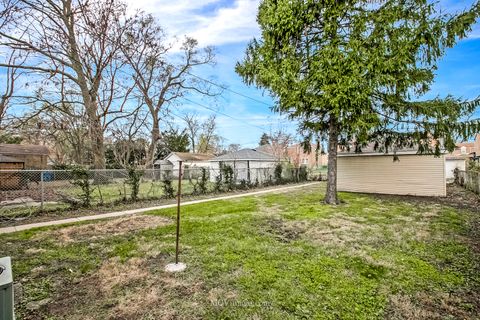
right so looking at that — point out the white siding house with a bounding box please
[161,152,214,171]
[209,149,278,183]
[337,150,446,197]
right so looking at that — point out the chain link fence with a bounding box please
[0,166,316,221]
[455,169,480,195]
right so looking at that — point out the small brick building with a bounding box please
[0,144,49,169]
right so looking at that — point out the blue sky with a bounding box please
[4,0,479,147]
[125,0,480,148]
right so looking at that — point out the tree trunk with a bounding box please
[63,3,105,169]
[324,117,338,204]
[147,117,160,168]
[91,116,105,169]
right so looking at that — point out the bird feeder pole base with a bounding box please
[164,262,187,273]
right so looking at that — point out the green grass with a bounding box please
[1,183,478,319]
[0,179,212,221]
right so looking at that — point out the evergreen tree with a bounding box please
[237,0,480,204]
[156,128,190,159]
[259,133,270,146]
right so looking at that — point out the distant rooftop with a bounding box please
[167,152,214,161]
[0,144,49,155]
[211,148,277,161]
[153,159,173,165]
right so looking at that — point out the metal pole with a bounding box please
[40,170,44,210]
[175,161,183,264]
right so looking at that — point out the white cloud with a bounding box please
[124,0,261,47]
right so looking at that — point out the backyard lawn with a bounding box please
[1,183,479,319]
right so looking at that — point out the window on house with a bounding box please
[461,146,467,154]
[303,158,308,164]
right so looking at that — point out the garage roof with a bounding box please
[0,154,24,163]
[211,149,277,161]
[337,142,444,157]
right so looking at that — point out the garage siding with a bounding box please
[337,154,446,197]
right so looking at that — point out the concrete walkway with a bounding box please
[0,182,321,234]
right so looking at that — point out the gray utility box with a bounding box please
[0,257,14,320]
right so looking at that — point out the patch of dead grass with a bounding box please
[41,215,171,242]
[301,214,378,246]
[97,257,149,293]
[49,254,206,319]
[263,218,307,242]
[386,291,479,319]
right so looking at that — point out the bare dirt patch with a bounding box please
[262,218,306,242]
[304,215,378,246]
[386,290,480,320]
[97,257,149,293]
[371,184,480,213]
[41,215,171,242]
[48,255,205,320]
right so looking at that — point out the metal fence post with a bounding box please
[40,170,44,210]
[175,160,183,264]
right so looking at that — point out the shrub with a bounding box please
[221,164,235,191]
[238,179,249,190]
[162,176,175,199]
[467,160,480,173]
[125,166,143,201]
[214,174,223,192]
[299,166,308,181]
[189,167,209,195]
[198,167,209,194]
[70,166,92,207]
[274,163,283,184]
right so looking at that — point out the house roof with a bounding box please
[338,143,428,157]
[211,148,277,161]
[166,152,214,161]
[153,159,173,165]
[445,155,469,160]
[0,144,49,155]
[0,154,24,163]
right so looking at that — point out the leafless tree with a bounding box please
[197,114,221,154]
[12,101,91,165]
[227,143,241,153]
[0,0,133,168]
[182,112,201,153]
[121,13,220,166]
[268,129,293,160]
[0,50,25,128]
[107,107,149,167]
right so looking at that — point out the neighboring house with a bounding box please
[209,148,278,183]
[449,133,480,158]
[444,133,480,180]
[337,145,446,197]
[286,143,328,168]
[256,144,288,161]
[162,152,214,171]
[258,142,328,168]
[0,144,49,169]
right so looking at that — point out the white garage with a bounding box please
[445,156,467,181]
[209,149,278,183]
[337,150,446,197]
